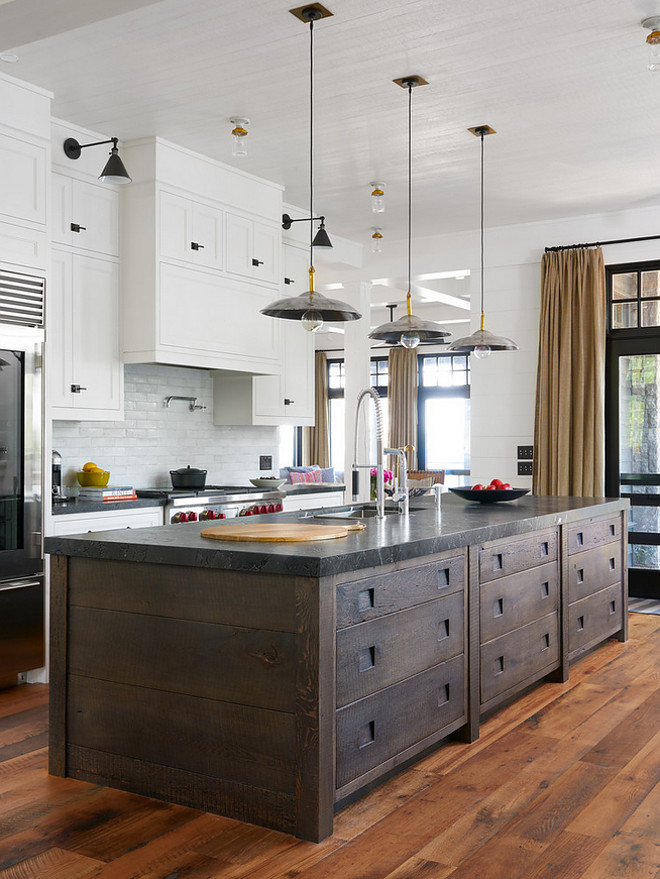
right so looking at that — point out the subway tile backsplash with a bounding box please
[53,364,280,491]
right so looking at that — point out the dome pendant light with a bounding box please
[369,76,451,348]
[261,4,361,332]
[449,126,518,357]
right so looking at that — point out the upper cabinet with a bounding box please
[121,137,283,373]
[51,173,119,256]
[0,72,51,273]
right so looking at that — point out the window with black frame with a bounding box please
[326,353,470,485]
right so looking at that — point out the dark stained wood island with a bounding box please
[45,494,628,842]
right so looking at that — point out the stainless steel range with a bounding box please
[136,486,285,525]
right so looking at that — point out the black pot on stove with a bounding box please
[170,465,207,490]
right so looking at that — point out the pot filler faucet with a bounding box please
[352,387,409,518]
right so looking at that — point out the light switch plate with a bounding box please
[517,445,534,460]
[518,461,533,476]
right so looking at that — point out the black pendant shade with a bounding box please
[311,219,332,247]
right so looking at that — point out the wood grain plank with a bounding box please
[577,830,660,879]
[580,687,660,769]
[0,847,102,879]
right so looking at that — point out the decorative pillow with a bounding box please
[289,471,308,484]
[289,469,322,484]
[280,465,322,483]
[320,467,336,483]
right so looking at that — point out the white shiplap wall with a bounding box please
[52,363,279,492]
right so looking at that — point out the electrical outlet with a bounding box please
[518,461,533,476]
[259,455,273,471]
[517,445,534,460]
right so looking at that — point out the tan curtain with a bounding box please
[533,247,606,497]
[302,351,329,468]
[388,346,418,471]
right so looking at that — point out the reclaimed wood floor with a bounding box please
[0,613,658,879]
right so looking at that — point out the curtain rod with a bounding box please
[544,233,660,253]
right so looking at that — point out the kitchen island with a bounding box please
[45,493,628,842]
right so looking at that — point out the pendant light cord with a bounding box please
[407,81,413,317]
[309,18,314,266]
[479,131,485,330]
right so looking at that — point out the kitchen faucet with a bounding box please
[352,387,386,518]
[384,447,409,516]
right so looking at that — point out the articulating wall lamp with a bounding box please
[369,76,450,348]
[281,212,332,247]
[262,4,361,332]
[449,126,518,357]
[63,136,132,184]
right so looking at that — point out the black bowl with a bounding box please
[449,486,530,504]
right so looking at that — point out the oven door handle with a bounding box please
[0,580,41,592]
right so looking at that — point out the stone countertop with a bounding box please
[52,497,166,516]
[44,494,628,578]
[283,483,345,495]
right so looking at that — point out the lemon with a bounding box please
[91,467,105,473]
[82,462,98,472]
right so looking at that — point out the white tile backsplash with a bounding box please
[52,363,280,492]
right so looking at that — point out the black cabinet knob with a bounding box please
[70,223,87,233]
[284,398,294,406]
[70,384,87,393]
[252,258,264,267]
[191,242,205,250]
[284,277,295,285]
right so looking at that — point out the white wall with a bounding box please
[52,363,280,492]
[336,204,660,488]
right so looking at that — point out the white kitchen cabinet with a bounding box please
[49,506,163,536]
[213,244,315,426]
[225,212,280,286]
[0,132,47,228]
[283,490,345,511]
[159,190,224,270]
[51,173,119,257]
[121,137,283,374]
[48,248,123,419]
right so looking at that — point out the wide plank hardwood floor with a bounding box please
[0,613,658,879]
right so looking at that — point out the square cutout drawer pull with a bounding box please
[494,553,504,571]
[494,598,504,617]
[609,557,616,570]
[577,615,585,631]
[541,541,549,555]
[542,632,550,651]
[359,588,375,610]
[494,655,505,676]
[576,531,584,546]
[609,600,616,615]
[358,646,376,672]
[610,523,616,536]
[437,618,450,640]
[438,683,450,706]
[358,720,375,749]
[437,567,450,588]
[541,581,550,598]
[577,568,584,583]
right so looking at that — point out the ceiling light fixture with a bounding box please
[642,16,660,71]
[371,228,383,253]
[371,182,385,213]
[449,126,518,358]
[63,136,132,184]
[230,117,249,157]
[369,76,451,349]
[262,4,361,332]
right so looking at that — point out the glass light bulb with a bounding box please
[648,32,660,72]
[232,133,247,157]
[400,332,420,349]
[371,186,385,213]
[473,345,491,360]
[301,309,323,332]
[371,235,383,253]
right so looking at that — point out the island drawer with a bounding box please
[336,590,464,707]
[567,517,621,555]
[479,529,558,583]
[568,582,623,657]
[479,561,559,643]
[336,653,465,789]
[480,612,559,705]
[567,541,622,604]
[335,552,465,628]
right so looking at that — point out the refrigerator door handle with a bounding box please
[0,580,41,592]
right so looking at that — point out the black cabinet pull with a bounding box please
[70,384,87,393]
[252,258,264,266]
[284,398,294,406]
[190,242,205,250]
[70,223,86,233]
[284,277,295,285]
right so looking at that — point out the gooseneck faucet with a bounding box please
[384,447,409,516]
[352,387,385,519]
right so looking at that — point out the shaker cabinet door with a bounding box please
[51,174,119,256]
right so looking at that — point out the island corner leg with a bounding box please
[48,553,68,777]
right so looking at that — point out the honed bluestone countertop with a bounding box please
[44,493,629,579]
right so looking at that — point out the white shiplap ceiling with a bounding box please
[2,0,660,248]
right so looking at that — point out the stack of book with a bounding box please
[77,486,137,502]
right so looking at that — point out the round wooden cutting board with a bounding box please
[200,521,361,542]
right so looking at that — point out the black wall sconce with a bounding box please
[281,212,332,247]
[63,136,132,184]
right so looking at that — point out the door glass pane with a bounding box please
[641,300,660,327]
[424,397,470,471]
[329,398,345,473]
[641,271,660,298]
[612,302,638,329]
[612,272,637,300]
[0,349,23,552]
